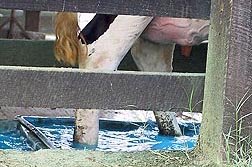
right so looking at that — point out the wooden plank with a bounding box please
[0,39,136,69]
[199,0,252,163]
[0,39,61,67]
[0,0,211,19]
[0,40,208,72]
[0,66,204,112]
[0,107,74,120]
[25,11,40,32]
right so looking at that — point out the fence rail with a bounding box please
[0,0,211,19]
[0,66,204,111]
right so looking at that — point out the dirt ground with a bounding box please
[0,149,217,167]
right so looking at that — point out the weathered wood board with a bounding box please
[24,11,40,32]
[0,39,208,72]
[0,66,204,112]
[199,0,252,163]
[0,39,60,67]
[0,0,211,19]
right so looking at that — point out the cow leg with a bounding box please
[74,109,99,145]
[75,15,153,145]
[131,37,182,136]
[83,15,153,70]
[131,37,175,72]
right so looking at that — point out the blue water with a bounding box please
[0,120,32,150]
[26,117,200,151]
[0,117,200,152]
[0,129,33,151]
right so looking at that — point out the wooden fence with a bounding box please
[0,0,210,112]
[0,0,251,165]
[0,0,211,18]
[0,39,205,111]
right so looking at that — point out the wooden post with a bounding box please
[199,0,252,164]
[25,11,40,32]
[7,10,15,38]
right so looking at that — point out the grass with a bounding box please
[147,88,252,167]
[133,86,202,163]
[223,89,252,166]
[180,86,202,160]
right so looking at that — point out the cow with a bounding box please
[54,12,209,145]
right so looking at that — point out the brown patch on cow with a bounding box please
[181,46,193,57]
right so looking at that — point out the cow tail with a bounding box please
[54,12,87,66]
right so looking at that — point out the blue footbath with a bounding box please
[0,120,33,151]
[0,117,200,152]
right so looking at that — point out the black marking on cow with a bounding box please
[79,14,117,44]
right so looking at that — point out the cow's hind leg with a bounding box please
[131,37,182,136]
